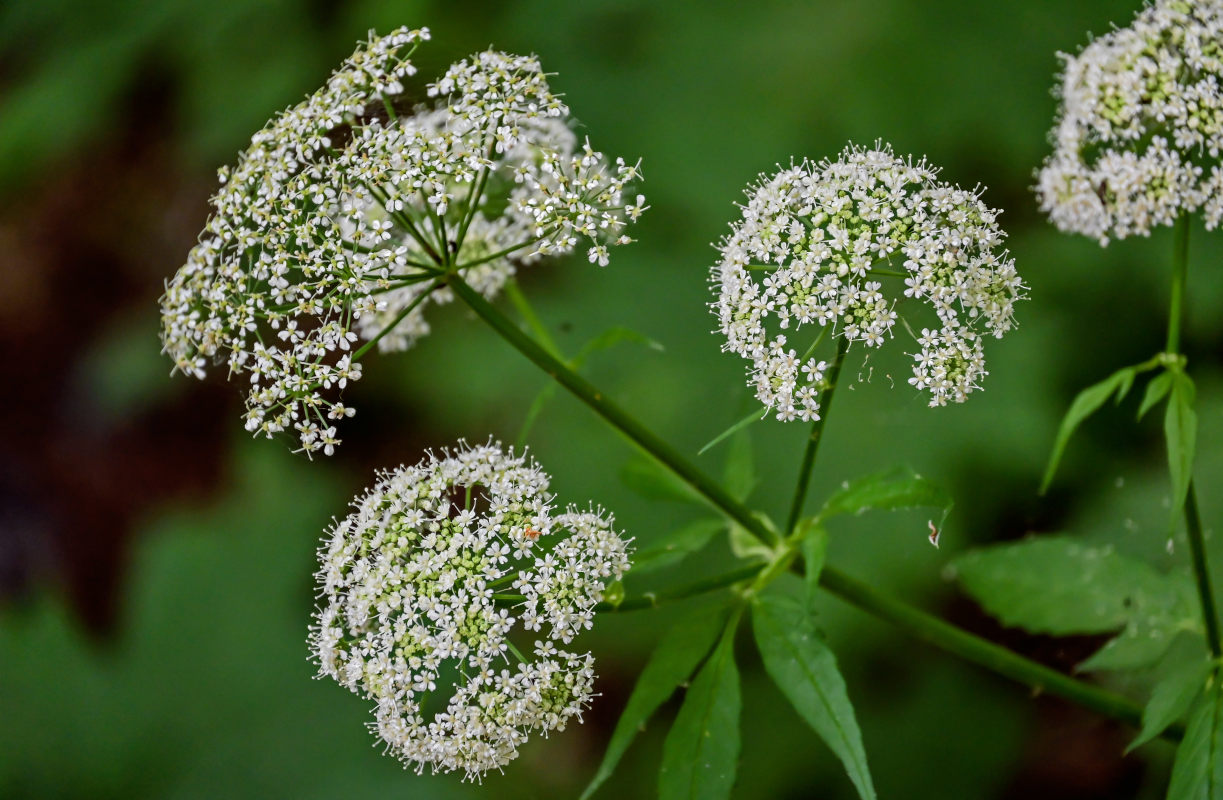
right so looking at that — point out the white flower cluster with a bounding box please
[310,441,630,778]
[1036,0,1223,243]
[712,143,1023,414]
[159,29,645,455]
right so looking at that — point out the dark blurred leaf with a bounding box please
[1166,682,1223,800]
[819,466,953,529]
[572,325,664,367]
[1041,365,1141,493]
[752,592,876,800]
[620,456,703,505]
[630,519,725,575]
[658,616,741,800]
[582,604,729,800]
[722,426,756,503]
[728,512,776,563]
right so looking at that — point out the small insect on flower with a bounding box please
[309,440,631,779]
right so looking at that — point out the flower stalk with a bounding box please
[1166,214,1221,660]
[785,336,850,535]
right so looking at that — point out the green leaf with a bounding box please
[517,326,662,447]
[621,456,704,505]
[819,466,953,530]
[752,593,876,800]
[1138,371,1173,420]
[698,408,765,456]
[952,536,1196,670]
[1166,372,1198,523]
[723,426,757,503]
[1041,365,1139,493]
[1077,623,1188,673]
[582,605,729,800]
[516,382,558,447]
[571,325,665,368]
[658,615,742,800]
[1166,681,1223,800]
[799,520,829,606]
[631,519,726,575]
[1128,643,1212,753]
[728,512,777,563]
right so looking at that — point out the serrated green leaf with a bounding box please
[1041,366,1138,493]
[1166,372,1198,523]
[819,466,953,529]
[723,426,757,503]
[952,537,1195,670]
[621,456,703,505]
[1128,644,1212,753]
[698,408,765,456]
[1166,680,1223,800]
[1138,371,1173,420]
[752,593,876,800]
[658,615,742,800]
[581,605,729,800]
[631,519,726,575]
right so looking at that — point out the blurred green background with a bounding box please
[2,0,1222,797]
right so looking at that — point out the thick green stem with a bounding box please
[448,275,781,547]
[450,273,1175,739]
[1166,214,1190,354]
[817,568,1180,741]
[504,279,563,359]
[1164,215,1221,659]
[785,336,850,535]
[1185,483,1222,659]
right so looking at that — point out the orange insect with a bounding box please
[523,528,541,541]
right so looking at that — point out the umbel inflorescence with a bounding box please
[310,440,630,778]
[159,27,645,456]
[712,142,1024,417]
[1036,0,1223,243]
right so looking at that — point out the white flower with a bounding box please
[711,142,1023,412]
[1036,0,1223,243]
[309,440,631,779]
[159,29,645,455]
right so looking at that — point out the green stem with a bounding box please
[1164,215,1221,659]
[448,274,1177,740]
[598,564,765,612]
[1185,483,1222,658]
[504,279,563,359]
[1167,214,1190,354]
[785,336,850,535]
[817,568,1181,742]
[449,274,781,547]
[454,236,544,271]
[351,278,442,361]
